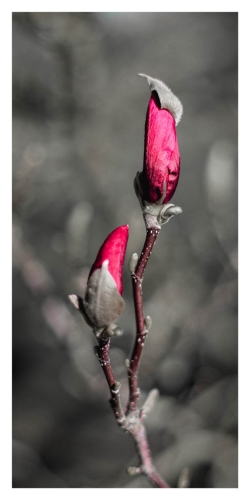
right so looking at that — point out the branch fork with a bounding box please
[69,197,182,487]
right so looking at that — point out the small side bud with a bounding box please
[129,253,139,273]
[144,315,152,331]
[112,326,123,337]
[142,388,159,415]
[178,467,191,488]
[111,381,121,394]
[102,323,123,339]
[127,466,142,476]
[125,359,130,368]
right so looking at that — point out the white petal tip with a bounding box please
[102,259,109,269]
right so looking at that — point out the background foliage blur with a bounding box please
[12,12,238,488]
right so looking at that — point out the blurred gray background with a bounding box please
[12,12,238,488]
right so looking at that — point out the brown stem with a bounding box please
[95,334,170,487]
[127,227,160,413]
[95,338,125,425]
[130,421,169,488]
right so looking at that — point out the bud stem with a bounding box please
[127,227,160,412]
[95,338,126,425]
[124,225,170,488]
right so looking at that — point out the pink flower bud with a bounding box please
[88,225,129,295]
[81,225,129,329]
[139,74,183,204]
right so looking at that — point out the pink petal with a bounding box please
[88,225,129,295]
[143,93,180,203]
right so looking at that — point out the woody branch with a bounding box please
[69,73,183,489]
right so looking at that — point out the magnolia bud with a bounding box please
[138,74,183,205]
[70,225,129,331]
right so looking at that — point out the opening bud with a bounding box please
[69,225,129,332]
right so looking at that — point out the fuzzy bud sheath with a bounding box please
[138,74,182,205]
[81,225,129,330]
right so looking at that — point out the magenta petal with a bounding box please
[88,225,129,295]
[143,93,180,203]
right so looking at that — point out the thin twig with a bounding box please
[95,338,125,425]
[130,420,169,488]
[127,227,160,413]
[124,225,170,488]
